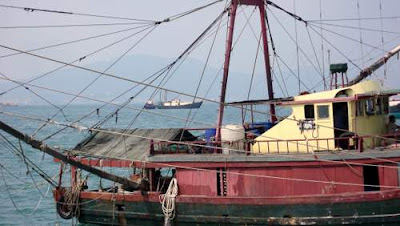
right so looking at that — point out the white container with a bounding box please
[221,124,245,154]
[221,124,245,142]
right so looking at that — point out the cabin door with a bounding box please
[333,102,349,148]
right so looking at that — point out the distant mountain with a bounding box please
[0,54,277,105]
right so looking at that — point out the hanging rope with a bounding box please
[159,178,178,225]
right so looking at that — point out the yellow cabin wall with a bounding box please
[252,80,387,153]
[353,112,387,147]
[251,103,336,153]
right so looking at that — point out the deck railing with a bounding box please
[148,132,400,155]
[149,140,247,155]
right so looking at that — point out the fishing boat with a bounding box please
[144,91,202,109]
[1,0,400,225]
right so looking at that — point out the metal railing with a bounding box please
[148,131,400,155]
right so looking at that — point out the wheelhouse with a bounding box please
[252,80,399,153]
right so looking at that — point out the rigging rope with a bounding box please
[266,1,306,24]
[0,4,155,23]
[0,0,226,99]
[308,16,400,22]
[319,0,326,90]
[247,31,261,100]
[91,6,229,137]
[356,0,365,67]
[308,26,362,71]
[0,26,146,59]
[0,167,51,216]
[272,54,289,97]
[268,9,325,89]
[0,73,384,152]
[265,10,289,97]
[0,0,398,159]
[0,132,57,187]
[0,68,397,153]
[33,25,158,137]
[318,0,328,90]
[181,1,227,135]
[0,135,53,215]
[0,71,69,122]
[270,56,287,98]
[0,9,304,121]
[293,0,301,94]
[2,110,400,173]
[165,0,225,22]
[379,0,387,80]
[0,24,153,96]
[0,22,150,29]
[306,27,323,81]
[307,21,400,35]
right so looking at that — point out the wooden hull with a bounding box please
[78,189,400,225]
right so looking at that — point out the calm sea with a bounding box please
[0,103,274,225]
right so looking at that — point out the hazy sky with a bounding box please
[0,0,400,104]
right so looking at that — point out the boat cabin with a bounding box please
[252,80,397,153]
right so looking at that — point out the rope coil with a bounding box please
[159,178,178,225]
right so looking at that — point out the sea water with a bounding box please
[0,103,277,225]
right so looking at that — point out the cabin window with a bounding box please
[363,166,380,192]
[304,105,315,119]
[376,98,382,115]
[365,99,375,116]
[317,105,329,119]
[383,97,389,114]
[356,100,364,116]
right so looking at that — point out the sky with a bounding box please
[0,0,400,105]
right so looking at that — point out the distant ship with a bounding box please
[144,91,202,109]
[0,102,18,106]
[144,99,203,109]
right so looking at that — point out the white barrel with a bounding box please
[221,124,245,142]
[221,125,245,155]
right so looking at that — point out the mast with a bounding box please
[215,0,238,142]
[216,0,276,142]
[259,4,277,123]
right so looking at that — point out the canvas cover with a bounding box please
[73,128,196,161]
